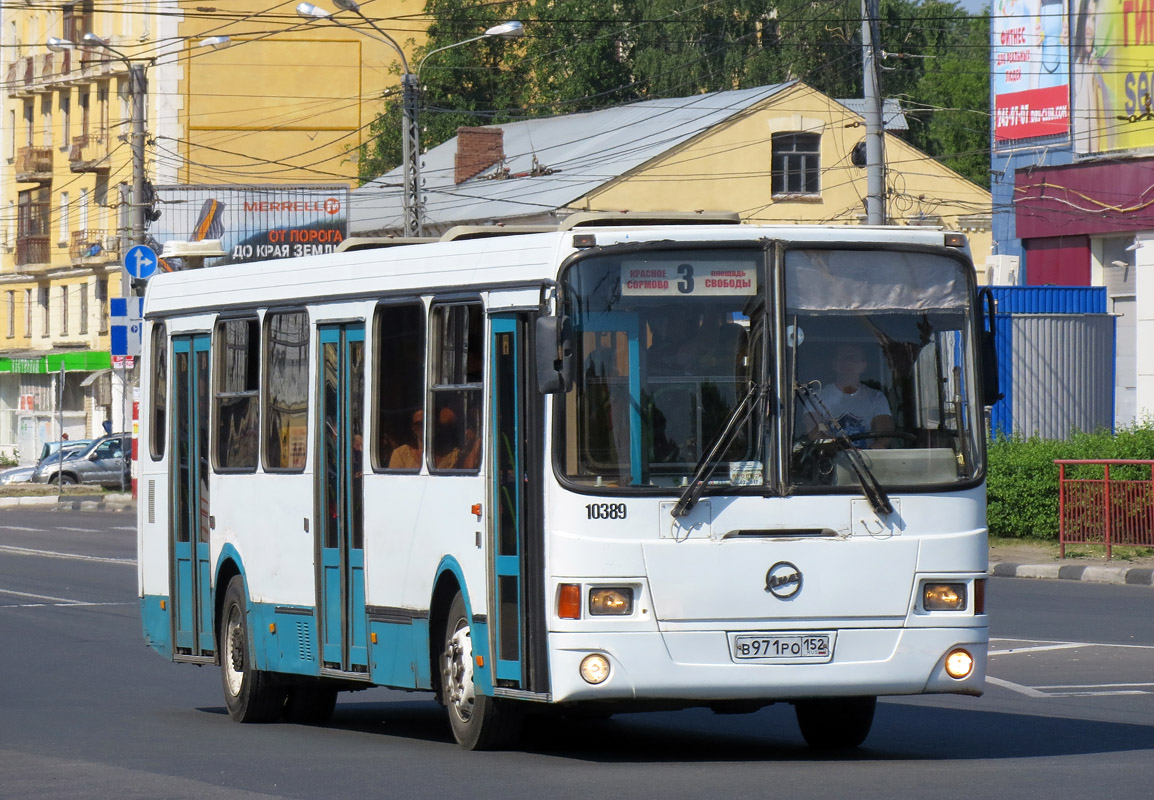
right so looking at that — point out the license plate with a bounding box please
[729,632,834,663]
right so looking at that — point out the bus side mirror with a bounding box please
[978,287,1003,406]
[535,315,573,394]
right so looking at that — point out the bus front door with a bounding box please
[316,324,368,673]
[171,334,214,660]
[490,314,547,693]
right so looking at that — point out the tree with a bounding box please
[357,0,990,190]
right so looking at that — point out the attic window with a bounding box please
[771,132,820,197]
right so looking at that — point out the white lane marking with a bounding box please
[110,526,136,531]
[54,526,100,532]
[0,588,131,608]
[989,643,1086,655]
[0,544,133,565]
[1040,682,1154,689]
[1,526,46,532]
[985,676,1151,698]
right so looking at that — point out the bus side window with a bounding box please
[374,301,426,472]
[429,301,483,473]
[215,317,260,471]
[150,322,167,460]
[263,310,310,471]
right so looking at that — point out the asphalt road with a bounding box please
[2,510,1153,799]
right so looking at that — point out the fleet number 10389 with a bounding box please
[586,503,628,520]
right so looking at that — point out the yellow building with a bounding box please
[352,81,992,263]
[0,0,423,461]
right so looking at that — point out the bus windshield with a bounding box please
[559,247,764,489]
[786,247,983,490]
[558,244,982,492]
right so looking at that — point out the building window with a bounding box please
[38,286,50,337]
[429,301,483,472]
[60,285,69,335]
[373,301,426,471]
[59,192,69,243]
[263,310,309,471]
[7,109,15,161]
[771,132,820,196]
[215,317,260,470]
[40,95,51,148]
[6,291,13,338]
[79,282,88,335]
[24,289,32,335]
[59,93,70,152]
[97,278,108,333]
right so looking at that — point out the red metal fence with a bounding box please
[1056,460,1154,559]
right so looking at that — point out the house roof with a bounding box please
[350,82,908,235]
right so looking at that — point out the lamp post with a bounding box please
[297,3,522,236]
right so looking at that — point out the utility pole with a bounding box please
[400,72,422,237]
[861,0,886,225]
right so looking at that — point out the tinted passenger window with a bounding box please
[373,302,425,471]
[263,311,309,471]
[429,302,483,472]
[149,323,166,460]
[215,317,259,470]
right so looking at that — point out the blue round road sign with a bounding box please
[125,244,158,280]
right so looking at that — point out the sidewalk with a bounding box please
[989,540,1154,587]
[0,492,134,512]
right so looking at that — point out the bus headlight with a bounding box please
[923,582,967,611]
[580,654,611,684]
[945,648,974,679]
[589,587,633,615]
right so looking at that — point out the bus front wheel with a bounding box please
[220,575,286,723]
[794,696,876,749]
[441,592,522,750]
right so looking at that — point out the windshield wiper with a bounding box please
[794,381,894,516]
[671,381,766,518]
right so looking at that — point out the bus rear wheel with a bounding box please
[794,696,876,749]
[220,575,286,723]
[441,592,522,750]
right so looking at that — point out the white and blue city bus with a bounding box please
[138,214,997,750]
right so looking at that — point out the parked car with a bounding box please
[0,440,93,486]
[38,439,92,462]
[0,465,35,485]
[31,433,131,488]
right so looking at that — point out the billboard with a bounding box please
[1071,0,1154,153]
[993,0,1071,142]
[148,185,349,269]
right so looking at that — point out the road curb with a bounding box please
[991,561,1154,586]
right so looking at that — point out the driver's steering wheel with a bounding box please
[847,430,918,444]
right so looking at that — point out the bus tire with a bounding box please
[441,592,522,750]
[283,686,338,724]
[220,575,286,723]
[794,696,876,749]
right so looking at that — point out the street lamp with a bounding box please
[296,3,522,236]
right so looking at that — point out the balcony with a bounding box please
[70,132,109,173]
[15,236,50,268]
[15,147,54,183]
[70,229,119,263]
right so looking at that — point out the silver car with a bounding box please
[32,433,131,488]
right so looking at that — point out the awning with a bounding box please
[79,369,112,387]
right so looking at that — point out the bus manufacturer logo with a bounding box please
[765,562,802,599]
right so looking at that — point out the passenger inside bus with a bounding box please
[387,409,424,469]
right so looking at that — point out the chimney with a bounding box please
[455,127,504,184]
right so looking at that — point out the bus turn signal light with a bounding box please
[558,584,581,619]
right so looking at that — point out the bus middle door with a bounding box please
[316,323,368,674]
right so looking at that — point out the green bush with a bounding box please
[986,422,1154,540]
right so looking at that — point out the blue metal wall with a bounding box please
[987,286,1112,438]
